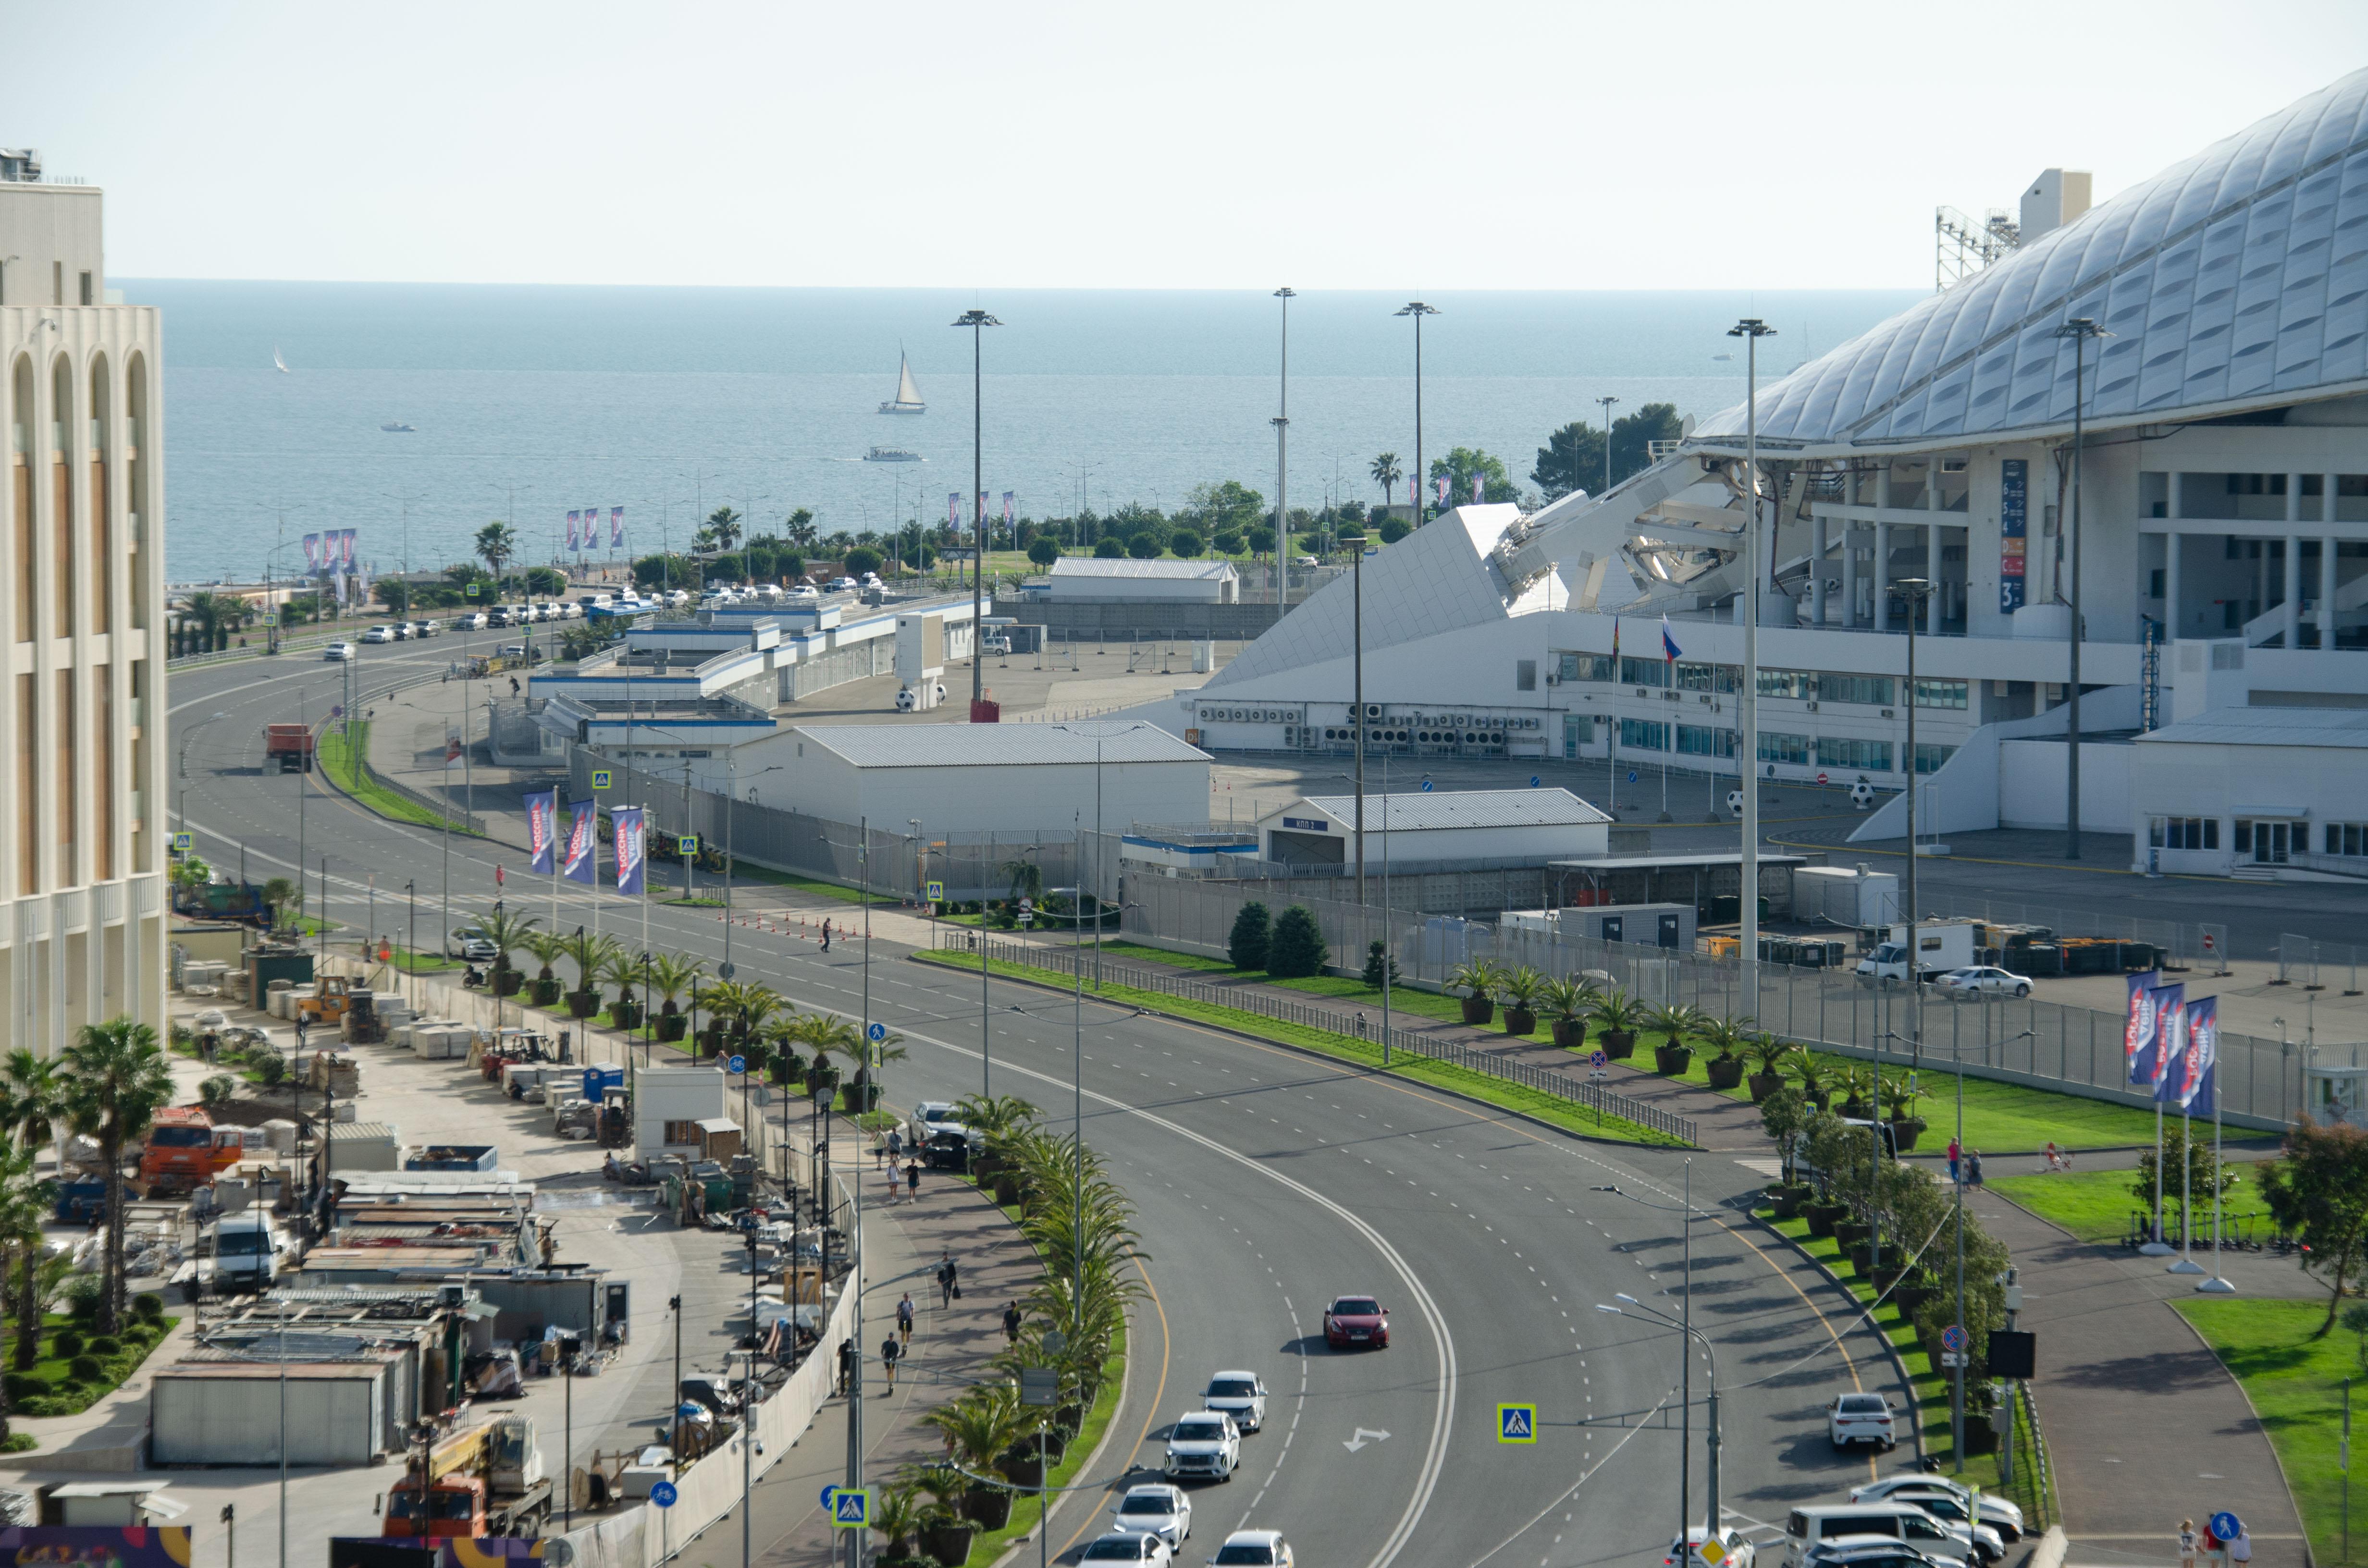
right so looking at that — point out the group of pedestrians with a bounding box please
[1944,1137,1986,1188]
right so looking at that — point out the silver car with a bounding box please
[1200,1371,1266,1433]
[1110,1484,1190,1547]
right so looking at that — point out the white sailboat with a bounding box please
[877,346,925,414]
[273,346,290,373]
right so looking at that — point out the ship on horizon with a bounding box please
[877,347,925,415]
[864,446,922,464]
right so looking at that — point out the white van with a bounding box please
[214,1210,285,1290]
[578,592,616,612]
[1785,1506,1992,1568]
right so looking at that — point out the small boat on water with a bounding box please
[864,446,922,464]
[877,347,925,415]
[273,346,291,373]
[381,422,415,432]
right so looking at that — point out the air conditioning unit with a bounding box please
[1699,695,1712,705]
[1881,708,1897,719]
[1804,701,1820,712]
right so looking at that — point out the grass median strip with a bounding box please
[915,949,1691,1148]
[317,723,484,836]
[2176,1298,2354,1565]
[1991,1162,2274,1246]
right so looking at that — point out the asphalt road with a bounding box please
[170,649,1916,1568]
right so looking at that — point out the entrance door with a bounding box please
[1658,913,1681,949]
[2254,821,2302,864]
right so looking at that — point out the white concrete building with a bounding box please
[631,1065,730,1163]
[1,167,168,1049]
[1256,788,1611,869]
[2130,707,2368,878]
[1048,557,1239,602]
[1115,72,2368,877]
[718,723,1212,838]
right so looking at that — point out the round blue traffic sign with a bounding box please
[1419,779,1434,792]
[2209,1514,2242,1544]
[820,1484,839,1509]
[866,1022,887,1042]
[1589,1050,1607,1068]
[1529,775,1541,788]
[728,1054,747,1075]
[1940,1324,1968,1353]
[1626,771,1638,784]
[650,1482,678,1509]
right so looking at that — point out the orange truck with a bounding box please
[136,1107,244,1197]
[382,1416,551,1539]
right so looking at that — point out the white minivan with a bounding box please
[215,1210,285,1290]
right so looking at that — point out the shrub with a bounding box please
[1361,940,1400,988]
[86,1335,120,1358]
[1093,539,1126,559]
[2,1372,40,1403]
[844,546,883,578]
[67,1355,101,1383]
[1226,902,1270,971]
[1379,518,1411,543]
[61,1275,100,1322]
[1027,537,1062,569]
[50,1329,83,1358]
[1211,532,1243,556]
[1126,533,1164,560]
[1169,530,1203,558]
[1266,906,1327,979]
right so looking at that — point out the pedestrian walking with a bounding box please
[1002,1302,1022,1344]
[1967,1149,1985,1188]
[2229,1528,2252,1568]
[937,1256,955,1309]
[874,1132,889,1173]
[897,1292,915,1347]
[1946,1136,1961,1185]
[879,1335,900,1389]
[295,1013,310,1049]
[820,919,832,953]
[888,1127,904,1164]
[906,1159,921,1201]
[836,1338,854,1397]
[2178,1521,2198,1568]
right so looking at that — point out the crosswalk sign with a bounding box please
[926,880,944,902]
[590,770,612,790]
[677,835,698,855]
[171,832,194,852]
[1497,1403,1537,1443]
[829,1488,872,1528]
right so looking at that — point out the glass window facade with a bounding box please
[1619,718,1668,751]
[2151,817,2220,849]
[1914,677,1970,710]
[1911,742,1958,774]
[1757,668,1814,700]
[1676,662,1739,693]
[1677,724,1737,758]
[1817,673,1898,707]
[1620,657,1669,688]
[1757,731,1811,765]
[1558,652,1613,683]
[1817,736,1896,772]
[2325,822,2366,856]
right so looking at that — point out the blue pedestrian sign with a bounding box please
[649,1482,678,1509]
[677,834,698,855]
[728,1054,747,1075]
[1497,1404,1537,1443]
[2209,1514,2243,1545]
[867,1022,887,1042]
[590,770,612,790]
[171,832,194,852]
[830,1488,872,1528]
[926,880,944,902]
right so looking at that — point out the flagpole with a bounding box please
[2142,1091,2171,1254]
[2199,1028,2235,1292]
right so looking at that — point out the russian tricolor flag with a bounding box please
[1661,615,1683,663]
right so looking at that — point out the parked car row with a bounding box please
[1739,1469,2023,1568]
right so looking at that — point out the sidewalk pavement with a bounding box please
[1972,1188,2310,1568]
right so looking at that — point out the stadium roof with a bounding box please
[794,724,1211,768]
[1282,787,1611,831]
[1694,69,2368,454]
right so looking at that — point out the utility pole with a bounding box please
[1729,318,1776,1012]
[2052,317,2110,860]
[954,309,1002,717]
[1395,302,1439,527]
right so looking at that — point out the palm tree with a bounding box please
[521,931,569,1005]
[260,877,301,933]
[181,590,244,653]
[62,1018,175,1333]
[558,926,617,1004]
[0,1145,53,1382]
[1641,1002,1701,1047]
[705,507,744,554]
[1369,453,1403,507]
[595,950,648,1025]
[473,906,542,992]
[921,1383,1029,1475]
[3,1049,66,1157]
[474,522,518,592]
[648,953,705,1041]
[1002,856,1044,906]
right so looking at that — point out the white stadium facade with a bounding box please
[1123,70,2368,882]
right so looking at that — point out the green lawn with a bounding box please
[317,723,484,836]
[2178,1298,2366,1565]
[915,950,1690,1149]
[1075,941,2165,1153]
[8,1309,179,1419]
[383,945,459,974]
[1759,1209,2017,1505]
[1990,1162,2275,1246]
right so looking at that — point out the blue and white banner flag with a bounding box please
[525,790,559,875]
[610,506,625,548]
[2141,983,2184,1089]
[949,492,960,525]
[613,807,647,896]
[2174,996,2219,1115]
[2124,971,2163,1085]
[567,511,581,551]
[561,801,598,885]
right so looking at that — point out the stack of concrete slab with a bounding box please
[411,1024,472,1060]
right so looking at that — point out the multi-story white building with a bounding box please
[1129,70,2368,881]
[1,156,169,1046]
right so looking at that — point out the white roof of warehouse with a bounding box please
[1049,557,1237,581]
[795,724,1212,768]
[1286,787,1612,831]
[2135,705,2368,749]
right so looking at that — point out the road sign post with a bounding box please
[1496,1404,1536,1443]
[830,1489,872,1529]
[591,770,612,790]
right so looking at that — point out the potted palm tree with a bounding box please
[1588,990,1643,1059]
[1540,976,1598,1050]
[869,1480,927,1568]
[1699,1015,1750,1090]
[649,953,703,1041]
[599,950,645,1031]
[559,928,611,1019]
[1794,1055,1832,1110]
[1884,1077,1928,1152]
[475,906,540,997]
[1643,1002,1700,1076]
[922,1387,1025,1530]
[1447,960,1500,1027]
[760,1015,805,1086]
[1746,1033,1795,1102]
[1838,1067,1872,1120]
[1499,966,1544,1036]
[909,1466,977,1567]
[521,931,567,1008]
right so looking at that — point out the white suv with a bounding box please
[1826,1392,1898,1451]
[1199,1372,1266,1433]
[1209,1531,1292,1568]
[1162,1411,1239,1482]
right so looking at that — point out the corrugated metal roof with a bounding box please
[1284,788,1611,831]
[329,1123,397,1141]
[1050,558,1238,581]
[2136,706,2368,748]
[795,724,1211,769]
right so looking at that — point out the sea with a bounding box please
[131,282,1924,584]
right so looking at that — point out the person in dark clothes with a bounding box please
[836,1338,854,1396]
[1002,1302,1022,1344]
[906,1160,921,1200]
[879,1335,901,1389]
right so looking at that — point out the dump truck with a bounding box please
[264,723,315,774]
[136,1106,245,1197]
[382,1414,552,1540]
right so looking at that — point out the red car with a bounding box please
[1323,1295,1389,1349]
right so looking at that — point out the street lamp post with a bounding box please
[1395,302,1439,526]
[1595,395,1619,496]
[1597,1293,1720,1548]
[2052,317,2111,861]
[1592,1163,1714,1545]
[953,308,1003,717]
[1897,576,1937,1074]
[1274,282,1295,586]
[1728,318,1777,1013]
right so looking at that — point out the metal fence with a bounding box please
[942,931,1699,1146]
[1122,877,2309,1133]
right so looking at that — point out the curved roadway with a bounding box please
[170,648,1913,1568]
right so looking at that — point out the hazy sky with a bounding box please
[18,0,2368,291]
